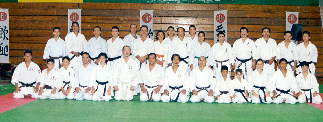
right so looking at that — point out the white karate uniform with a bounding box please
[139,64,164,102]
[190,67,215,103]
[254,37,278,76]
[189,42,211,69]
[65,32,87,69]
[57,67,77,99]
[43,37,66,70]
[11,61,41,98]
[296,42,318,74]
[233,38,257,80]
[168,37,193,68]
[91,64,113,101]
[84,36,107,59]
[208,42,234,78]
[186,35,198,45]
[133,37,154,65]
[248,70,273,104]
[74,64,94,100]
[161,66,190,103]
[296,73,322,104]
[106,36,124,63]
[153,40,170,69]
[37,69,59,99]
[215,76,233,103]
[113,57,140,101]
[272,70,298,104]
[123,33,140,51]
[277,41,298,71]
[231,78,250,103]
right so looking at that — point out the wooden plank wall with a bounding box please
[1,3,322,82]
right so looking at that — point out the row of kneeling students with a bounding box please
[12,49,322,104]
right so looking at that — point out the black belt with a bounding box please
[276,88,291,98]
[196,85,210,92]
[79,84,88,88]
[169,85,184,102]
[297,61,313,68]
[49,56,63,59]
[236,57,252,76]
[287,60,294,68]
[108,56,122,62]
[59,81,71,92]
[194,56,208,59]
[234,89,249,103]
[220,91,229,95]
[96,80,109,96]
[180,56,189,64]
[253,85,266,103]
[301,89,312,103]
[145,85,158,88]
[70,52,80,60]
[264,60,270,64]
[215,59,229,68]
[43,85,53,89]
[19,81,36,87]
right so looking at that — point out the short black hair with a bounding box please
[155,30,165,40]
[47,59,55,64]
[148,53,156,59]
[198,31,205,37]
[189,25,196,30]
[299,61,310,67]
[302,31,310,37]
[112,26,119,32]
[140,25,148,31]
[167,26,175,31]
[80,52,92,59]
[98,53,108,63]
[93,26,101,31]
[256,59,264,64]
[171,54,180,61]
[217,31,226,37]
[240,27,248,33]
[262,27,271,33]
[72,22,79,27]
[284,31,292,36]
[235,69,243,74]
[53,27,60,32]
[24,50,32,56]
[221,65,228,72]
[122,45,131,51]
[177,27,185,32]
[62,56,70,62]
[279,58,287,64]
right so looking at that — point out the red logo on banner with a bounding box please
[142,13,152,23]
[288,14,297,24]
[0,12,7,21]
[216,13,225,23]
[70,13,79,22]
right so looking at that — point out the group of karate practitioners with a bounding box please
[11,22,322,104]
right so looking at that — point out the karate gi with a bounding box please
[133,37,154,65]
[254,37,278,76]
[153,40,170,69]
[231,78,250,103]
[65,32,87,69]
[123,33,140,52]
[74,64,94,100]
[189,42,211,69]
[208,42,234,78]
[215,76,233,103]
[272,70,298,104]
[189,67,215,103]
[57,67,77,99]
[248,70,274,103]
[296,42,318,74]
[277,41,298,72]
[38,69,59,99]
[84,36,107,59]
[106,36,124,63]
[91,64,113,101]
[43,37,66,70]
[139,64,164,102]
[296,73,322,104]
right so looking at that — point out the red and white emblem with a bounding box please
[142,13,152,23]
[288,14,297,24]
[0,12,7,21]
[216,13,225,23]
[70,13,79,22]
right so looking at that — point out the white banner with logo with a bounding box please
[140,10,154,40]
[68,9,81,33]
[286,12,299,31]
[0,9,9,63]
[214,10,227,43]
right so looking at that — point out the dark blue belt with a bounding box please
[234,89,249,103]
[96,80,109,96]
[276,88,291,98]
[236,57,252,76]
[180,56,189,64]
[196,85,210,92]
[19,81,36,87]
[220,91,229,95]
[169,85,183,102]
[253,85,266,103]
[301,89,312,103]
[108,56,122,62]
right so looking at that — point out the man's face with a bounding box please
[218,34,225,42]
[280,61,287,70]
[236,71,242,79]
[111,28,119,37]
[157,32,164,41]
[198,57,206,67]
[302,33,310,42]
[47,62,54,70]
[53,29,60,37]
[172,56,180,66]
[167,28,175,37]
[284,33,292,41]
[24,53,32,62]
[301,65,309,73]
[240,29,248,38]
[62,59,70,67]
[221,70,228,77]
[122,47,131,57]
[130,25,137,33]
[82,54,90,64]
[189,27,196,35]
[177,28,185,37]
[262,29,270,38]
[140,27,148,37]
[148,54,156,65]
[198,33,205,42]
[93,28,101,37]
[72,23,79,33]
